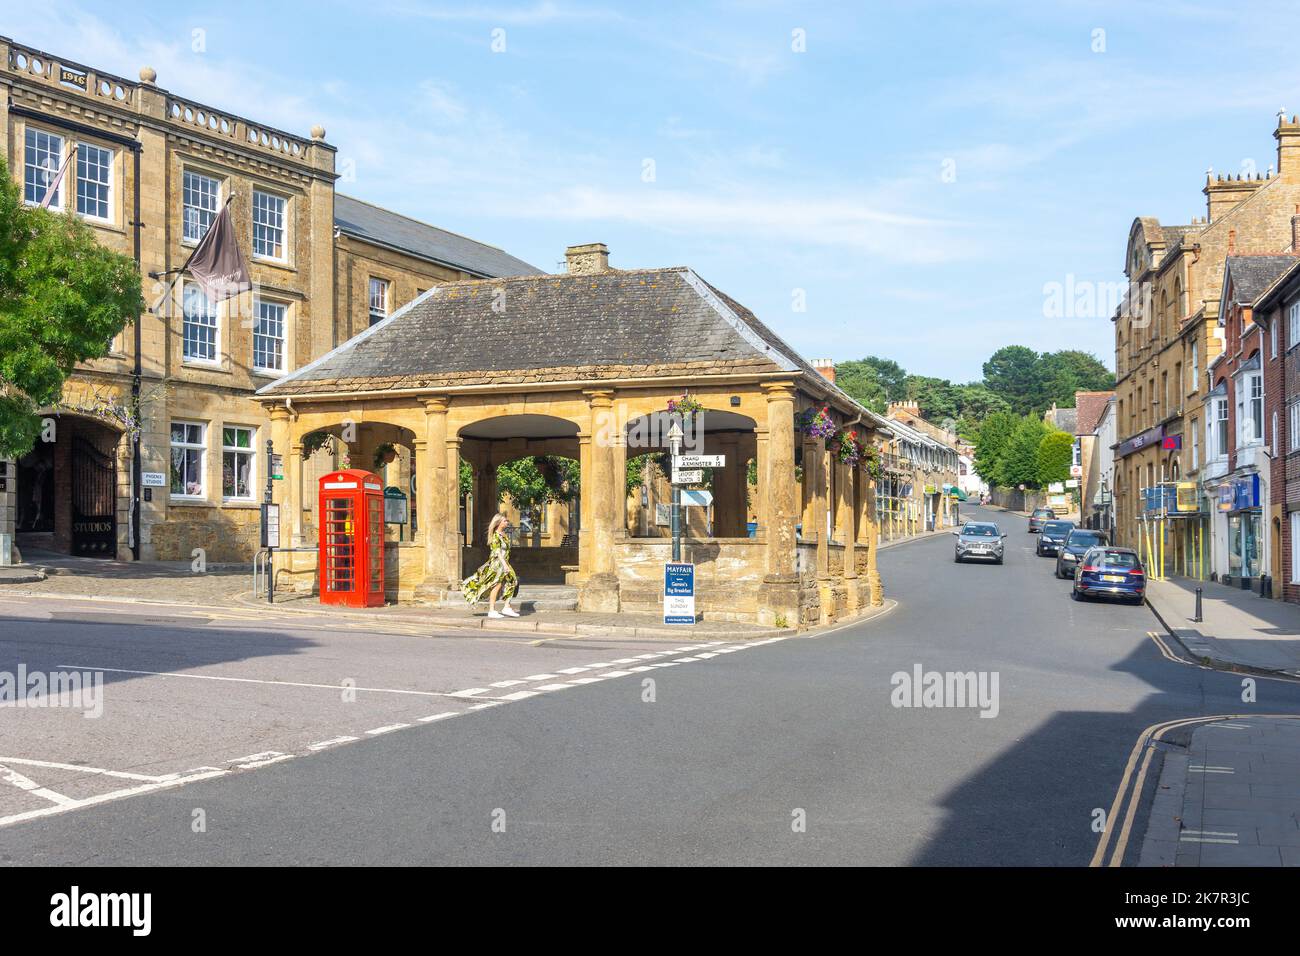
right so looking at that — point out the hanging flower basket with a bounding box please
[830,429,864,467]
[667,393,704,419]
[795,405,837,440]
[373,442,398,468]
[860,443,883,480]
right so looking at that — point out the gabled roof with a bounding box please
[1044,406,1078,434]
[258,267,817,397]
[334,195,543,278]
[1222,255,1299,306]
[1074,390,1115,435]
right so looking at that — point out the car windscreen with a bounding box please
[1066,532,1104,548]
[1042,522,1074,534]
[1090,551,1140,569]
[1033,510,1053,517]
[962,525,998,536]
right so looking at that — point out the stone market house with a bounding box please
[256,244,889,627]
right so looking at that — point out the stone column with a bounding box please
[577,430,592,577]
[412,436,430,577]
[446,435,463,588]
[800,434,819,541]
[578,390,619,612]
[866,469,883,606]
[415,397,449,597]
[754,426,768,539]
[760,383,800,627]
[288,439,305,547]
[840,460,858,610]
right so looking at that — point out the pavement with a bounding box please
[1145,575,1300,677]
[1140,716,1300,866]
[5,503,1298,865]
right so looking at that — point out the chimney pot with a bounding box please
[565,242,610,275]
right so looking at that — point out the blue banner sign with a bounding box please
[664,562,696,625]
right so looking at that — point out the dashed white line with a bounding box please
[448,688,490,698]
[307,736,358,751]
[365,723,410,736]
[417,712,459,723]
[0,763,73,806]
[500,690,539,701]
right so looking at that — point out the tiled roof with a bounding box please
[1224,255,1299,305]
[1074,390,1115,435]
[334,195,543,278]
[258,267,809,396]
[1045,406,1078,433]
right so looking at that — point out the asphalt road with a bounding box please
[5,503,1300,865]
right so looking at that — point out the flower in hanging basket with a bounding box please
[795,405,837,439]
[667,393,704,418]
[831,429,863,467]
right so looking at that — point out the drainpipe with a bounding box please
[130,139,143,560]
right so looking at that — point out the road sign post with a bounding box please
[668,422,684,563]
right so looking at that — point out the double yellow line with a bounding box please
[1091,712,1300,867]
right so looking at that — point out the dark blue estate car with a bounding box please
[1035,519,1076,557]
[1071,547,1145,603]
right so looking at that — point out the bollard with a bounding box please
[1194,586,1202,623]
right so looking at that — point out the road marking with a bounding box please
[0,768,228,829]
[307,736,358,751]
[522,674,561,681]
[556,667,590,675]
[534,683,572,692]
[417,712,459,723]
[55,664,466,698]
[490,679,527,688]
[448,688,491,698]
[0,763,74,806]
[0,756,171,783]
[365,723,410,736]
[228,751,294,769]
[1180,830,1239,844]
[500,690,538,701]
[1189,765,1235,774]
[596,670,633,678]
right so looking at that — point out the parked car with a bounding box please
[1055,529,1108,578]
[1035,519,1076,557]
[1072,547,1145,603]
[1028,507,1055,533]
[953,522,1006,564]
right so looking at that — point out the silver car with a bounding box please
[953,522,1006,564]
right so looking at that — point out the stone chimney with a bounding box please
[1204,173,1266,223]
[565,242,610,275]
[887,400,920,418]
[811,358,836,383]
[1277,112,1300,179]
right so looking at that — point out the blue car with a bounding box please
[1071,547,1145,604]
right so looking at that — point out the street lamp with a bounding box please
[667,420,683,563]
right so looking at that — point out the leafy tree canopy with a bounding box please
[0,158,143,458]
[1036,429,1074,487]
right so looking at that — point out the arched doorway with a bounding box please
[16,414,124,558]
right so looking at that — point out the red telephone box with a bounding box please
[318,469,385,607]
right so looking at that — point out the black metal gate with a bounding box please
[71,436,117,557]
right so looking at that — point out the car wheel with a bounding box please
[954,554,961,563]
[1071,587,1084,601]
[994,556,1003,565]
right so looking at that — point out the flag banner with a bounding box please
[38,153,73,209]
[185,202,251,302]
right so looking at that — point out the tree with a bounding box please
[836,356,909,413]
[982,346,1042,417]
[904,374,961,422]
[0,158,143,458]
[973,410,1018,487]
[496,456,579,523]
[1038,350,1114,409]
[1036,430,1074,487]
[1001,416,1050,489]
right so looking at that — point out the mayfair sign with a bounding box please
[1116,424,1165,459]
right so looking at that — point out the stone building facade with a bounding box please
[1113,115,1300,578]
[0,35,537,565]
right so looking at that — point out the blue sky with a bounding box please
[7,0,1300,381]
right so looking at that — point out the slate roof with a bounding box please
[258,267,820,397]
[334,195,543,278]
[1223,255,1298,305]
[1045,406,1078,434]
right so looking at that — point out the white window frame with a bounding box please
[1292,511,1300,582]
[1272,319,1279,359]
[1289,399,1300,453]
[368,277,389,326]
[170,421,207,499]
[252,188,287,261]
[182,282,220,365]
[251,297,287,374]
[182,169,222,244]
[221,425,256,501]
[75,142,113,223]
[23,126,65,210]
[1210,396,1229,461]
[1289,301,1300,351]
[1191,419,1199,470]
[1190,341,1198,391]
[1248,371,1264,446]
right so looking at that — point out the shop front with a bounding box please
[1220,474,1263,589]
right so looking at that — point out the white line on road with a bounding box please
[0,768,228,829]
[417,712,459,723]
[55,664,466,698]
[0,756,171,783]
[365,724,410,736]
[0,763,74,806]
[307,736,358,751]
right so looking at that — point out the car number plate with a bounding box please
[1102,574,1124,582]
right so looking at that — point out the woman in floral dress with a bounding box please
[462,509,519,618]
